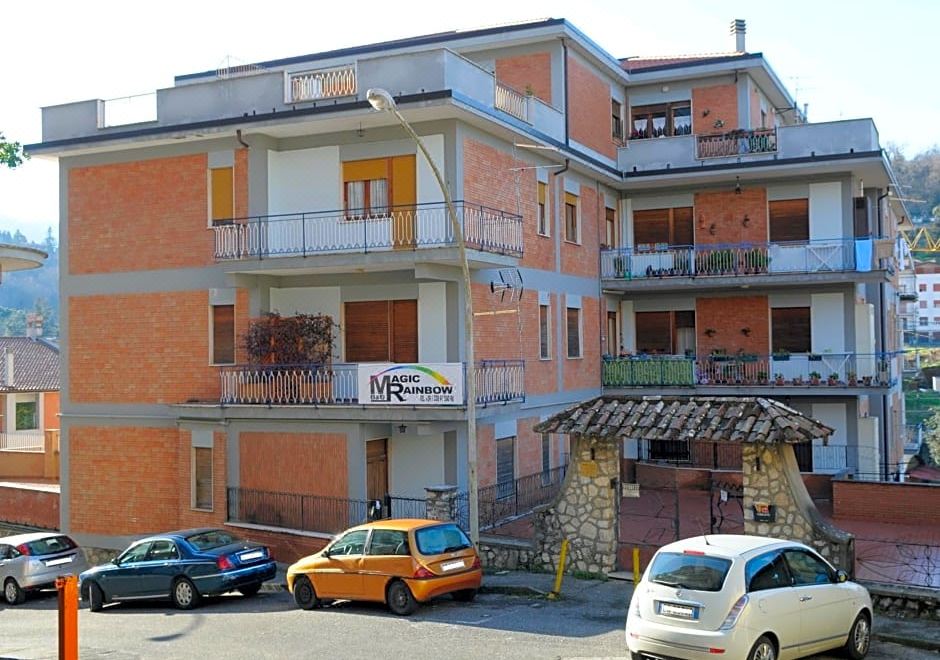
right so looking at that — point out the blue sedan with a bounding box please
[79,528,276,611]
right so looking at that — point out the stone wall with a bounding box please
[866,582,940,621]
[478,535,540,572]
[743,443,854,571]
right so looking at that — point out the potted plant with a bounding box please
[862,375,873,386]
[774,373,786,386]
[847,371,858,386]
[738,352,759,363]
[792,375,804,386]
[809,371,822,385]
[808,353,822,362]
[827,372,840,386]
[757,370,768,384]
[772,349,790,362]
[711,348,730,362]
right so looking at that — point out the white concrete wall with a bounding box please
[855,303,876,377]
[856,417,880,476]
[811,402,848,445]
[418,282,447,362]
[620,300,635,354]
[809,181,843,240]
[811,292,845,353]
[389,434,444,498]
[268,147,341,214]
[416,134,446,206]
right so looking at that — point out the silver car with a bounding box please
[0,532,89,605]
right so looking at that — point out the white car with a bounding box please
[0,532,89,605]
[626,535,871,660]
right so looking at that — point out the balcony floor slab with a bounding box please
[601,269,888,294]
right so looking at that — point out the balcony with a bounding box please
[218,360,524,407]
[602,353,896,391]
[213,201,523,262]
[600,237,893,291]
[286,65,357,103]
[696,128,777,159]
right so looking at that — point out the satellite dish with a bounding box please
[489,268,524,303]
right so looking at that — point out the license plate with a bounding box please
[441,560,465,572]
[239,550,264,561]
[658,602,696,619]
[45,556,74,567]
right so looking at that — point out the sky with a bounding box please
[1,0,936,243]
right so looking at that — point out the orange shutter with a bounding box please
[210,167,234,223]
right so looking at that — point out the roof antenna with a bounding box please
[704,534,711,545]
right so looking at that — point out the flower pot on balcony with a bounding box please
[827,377,839,386]
[862,376,873,386]
[774,375,785,386]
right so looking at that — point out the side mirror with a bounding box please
[836,569,849,583]
[321,548,331,559]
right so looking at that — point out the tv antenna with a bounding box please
[489,268,524,303]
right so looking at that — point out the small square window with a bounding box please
[564,193,579,244]
[15,401,37,431]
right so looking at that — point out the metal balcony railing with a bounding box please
[286,65,357,103]
[601,237,889,281]
[696,128,777,159]
[219,360,525,406]
[602,353,896,388]
[634,438,845,474]
[494,81,529,122]
[212,201,523,260]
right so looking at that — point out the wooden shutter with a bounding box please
[496,436,515,493]
[635,311,672,354]
[633,209,670,245]
[566,307,581,358]
[210,167,234,224]
[539,304,550,359]
[212,305,234,364]
[769,199,809,242]
[672,207,694,246]
[538,182,548,234]
[391,300,418,363]
[193,447,212,509]
[564,193,579,242]
[345,301,390,362]
[771,307,811,353]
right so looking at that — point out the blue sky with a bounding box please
[1,0,935,242]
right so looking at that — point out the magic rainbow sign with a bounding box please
[357,363,464,406]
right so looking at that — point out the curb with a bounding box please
[873,632,940,652]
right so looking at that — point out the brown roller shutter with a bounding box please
[391,300,418,363]
[212,305,235,364]
[635,311,671,354]
[769,199,809,242]
[771,307,811,353]
[345,302,390,362]
[673,207,694,246]
[634,209,670,245]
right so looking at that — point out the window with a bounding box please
[211,304,235,365]
[611,99,624,141]
[635,311,695,355]
[921,300,928,309]
[919,283,927,292]
[605,207,617,248]
[606,311,618,356]
[148,540,180,561]
[934,300,940,308]
[769,199,809,242]
[772,307,811,353]
[496,436,515,499]
[934,284,940,292]
[564,193,579,243]
[633,208,693,248]
[329,530,369,556]
[783,550,834,586]
[15,400,37,430]
[746,551,791,592]
[367,529,410,556]
[920,317,929,326]
[118,542,153,565]
[539,303,551,360]
[648,552,731,592]
[541,433,552,485]
[853,197,869,237]
[192,447,213,510]
[345,300,417,363]
[631,102,692,139]
[186,530,241,551]
[209,167,234,226]
[537,182,549,236]
[414,523,471,555]
[342,156,415,221]
[566,307,581,358]
[19,535,76,556]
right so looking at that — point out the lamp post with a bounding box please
[367,88,480,544]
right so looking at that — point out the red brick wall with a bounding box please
[477,424,496,487]
[563,296,601,390]
[176,430,228,530]
[0,485,59,529]
[694,188,767,245]
[695,296,770,356]
[560,181,600,277]
[692,83,739,134]
[239,432,347,497]
[516,416,542,477]
[522,293,558,396]
[567,56,617,159]
[833,480,940,525]
[69,426,180,535]
[495,52,552,105]
[69,288,248,405]
[68,150,248,275]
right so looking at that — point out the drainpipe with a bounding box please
[877,190,890,480]
[561,38,570,148]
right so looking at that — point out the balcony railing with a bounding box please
[286,65,357,103]
[811,444,848,472]
[696,128,777,159]
[602,353,896,388]
[634,438,845,473]
[459,464,567,531]
[494,81,529,123]
[601,237,888,281]
[0,432,44,452]
[212,201,523,260]
[219,360,524,406]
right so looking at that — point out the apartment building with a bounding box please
[30,18,909,548]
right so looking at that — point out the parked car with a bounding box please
[626,535,872,660]
[0,532,89,605]
[78,528,276,611]
[287,519,482,616]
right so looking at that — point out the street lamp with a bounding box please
[367,88,480,544]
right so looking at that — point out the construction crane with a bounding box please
[901,227,940,253]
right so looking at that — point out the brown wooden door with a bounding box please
[366,439,388,502]
[391,300,418,362]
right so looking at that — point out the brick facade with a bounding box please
[567,56,617,159]
[0,485,59,529]
[832,480,940,525]
[560,181,601,277]
[563,296,601,390]
[176,430,228,530]
[495,52,553,105]
[695,296,770,356]
[693,188,768,245]
[692,83,739,134]
[239,432,348,498]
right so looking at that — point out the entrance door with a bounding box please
[366,439,389,503]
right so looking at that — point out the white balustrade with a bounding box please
[287,66,357,103]
[0,432,44,452]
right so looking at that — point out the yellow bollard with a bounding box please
[56,575,78,660]
[633,547,641,586]
[547,538,570,600]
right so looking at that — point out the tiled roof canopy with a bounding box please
[0,337,60,392]
[534,396,832,445]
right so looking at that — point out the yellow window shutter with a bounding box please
[210,167,234,222]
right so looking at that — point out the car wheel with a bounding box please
[386,580,418,616]
[292,575,319,610]
[452,588,477,602]
[842,613,871,659]
[237,582,262,598]
[86,582,104,612]
[747,635,777,660]
[3,578,25,605]
[171,577,201,610]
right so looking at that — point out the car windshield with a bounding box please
[415,524,471,556]
[24,535,76,556]
[649,552,732,592]
[185,530,242,551]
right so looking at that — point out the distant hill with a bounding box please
[0,229,58,337]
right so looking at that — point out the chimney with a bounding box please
[730,19,746,53]
[5,348,13,389]
[26,314,43,339]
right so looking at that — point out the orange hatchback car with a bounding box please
[287,519,482,615]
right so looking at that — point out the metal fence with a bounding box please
[631,438,845,473]
[696,127,777,159]
[477,464,567,530]
[855,536,940,588]
[0,432,44,452]
[227,487,372,535]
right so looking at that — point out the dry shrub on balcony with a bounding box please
[242,312,338,365]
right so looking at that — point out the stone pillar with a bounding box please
[534,435,619,576]
[425,485,458,522]
[743,443,854,572]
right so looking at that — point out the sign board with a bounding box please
[622,483,640,498]
[357,363,464,406]
[752,502,776,523]
[579,461,598,478]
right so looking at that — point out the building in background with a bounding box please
[28,18,910,551]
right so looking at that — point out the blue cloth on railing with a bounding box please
[855,238,872,272]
